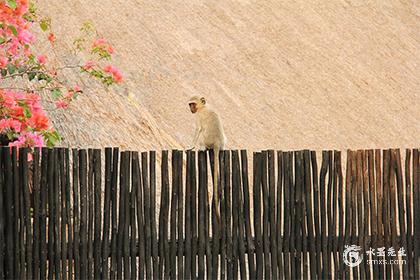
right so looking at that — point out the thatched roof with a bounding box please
[37,0,419,151]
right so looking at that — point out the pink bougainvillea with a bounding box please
[0,0,124,150]
[0,89,58,147]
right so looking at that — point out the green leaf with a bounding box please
[39,18,50,32]
[28,72,36,81]
[29,2,37,14]
[6,0,17,9]
[1,69,7,77]
[51,88,62,99]
[7,63,16,75]
[37,73,51,82]
[42,130,61,147]
[40,22,48,31]
[8,25,18,36]
[0,38,6,45]
[23,107,32,118]
[18,66,26,73]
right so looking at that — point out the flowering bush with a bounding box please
[0,0,123,149]
[0,89,58,147]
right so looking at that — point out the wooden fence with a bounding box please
[0,147,419,279]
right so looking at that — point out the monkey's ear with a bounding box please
[200,97,206,104]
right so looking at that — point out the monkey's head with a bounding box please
[188,96,206,114]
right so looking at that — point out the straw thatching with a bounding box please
[36,0,419,150]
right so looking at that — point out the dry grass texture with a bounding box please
[36,0,419,150]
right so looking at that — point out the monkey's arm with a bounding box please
[190,126,202,150]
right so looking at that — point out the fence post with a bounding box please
[197,150,207,280]
[158,150,169,279]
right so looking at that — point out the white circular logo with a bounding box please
[343,245,363,267]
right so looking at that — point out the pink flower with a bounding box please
[103,64,123,83]
[64,91,74,99]
[37,54,46,64]
[27,112,49,130]
[83,60,95,70]
[2,90,17,107]
[0,119,22,133]
[55,100,69,109]
[24,48,32,57]
[92,38,107,48]
[48,32,56,43]
[10,132,44,148]
[17,29,35,44]
[112,69,123,83]
[15,2,29,15]
[0,56,8,68]
[103,64,116,73]
[74,85,82,92]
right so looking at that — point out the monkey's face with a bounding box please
[189,102,198,114]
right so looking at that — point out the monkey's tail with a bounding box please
[214,150,221,224]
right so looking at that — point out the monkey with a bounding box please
[188,96,226,222]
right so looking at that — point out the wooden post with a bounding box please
[320,151,328,279]
[332,151,339,279]
[87,149,94,280]
[32,148,41,280]
[133,151,146,279]
[102,148,113,279]
[288,152,296,279]
[116,151,126,280]
[110,148,119,279]
[344,150,352,279]
[336,151,345,279]
[412,149,419,280]
[190,151,198,279]
[375,149,384,279]
[383,150,392,279]
[405,149,414,279]
[72,149,80,279]
[267,150,278,280]
[224,151,233,280]
[282,152,291,279]
[368,150,378,279]
[150,151,159,280]
[241,150,256,279]
[219,151,227,280]
[58,149,67,280]
[296,151,305,280]
[123,152,131,279]
[177,151,184,280]
[12,147,21,279]
[158,151,170,280]
[304,150,316,280]
[0,148,4,279]
[394,149,409,278]
[253,152,263,279]
[198,151,207,280]
[356,150,365,279]
[93,149,102,280]
[184,151,192,280]
[3,147,15,279]
[130,152,137,280]
[170,150,178,280]
[389,150,400,279]
[233,150,247,279]
[79,149,88,280]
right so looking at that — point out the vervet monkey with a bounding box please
[188,96,226,222]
